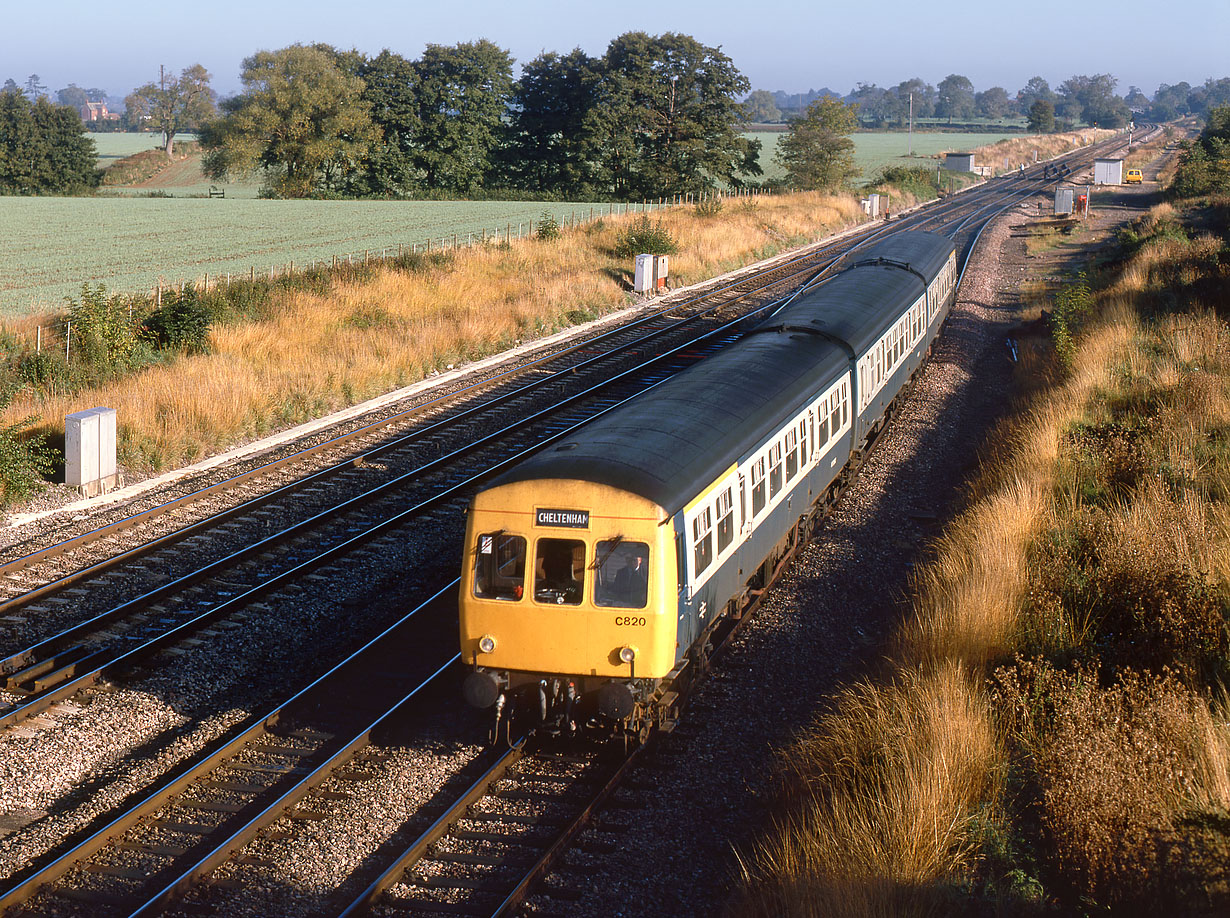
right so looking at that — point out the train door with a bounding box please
[738,473,750,535]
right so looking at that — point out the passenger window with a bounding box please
[817,407,829,447]
[473,533,526,601]
[594,540,649,609]
[534,538,585,605]
[769,442,783,497]
[798,419,808,465]
[830,398,841,436]
[785,428,798,480]
[751,456,766,515]
[692,508,714,575]
[716,489,734,553]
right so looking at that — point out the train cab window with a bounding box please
[751,456,766,516]
[692,507,714,574]
[716,488,734,553]
[785,428,798,481]
[473,533,527,601]
[768,442,783,498]
[594,540,649,609]
[534,538,585,605]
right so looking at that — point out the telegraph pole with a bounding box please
[908,92,913,156]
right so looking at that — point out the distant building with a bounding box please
[79,102,119,122]
[944,152,976,172]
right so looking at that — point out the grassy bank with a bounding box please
[0,191,864,489]
[733,179,1230,912]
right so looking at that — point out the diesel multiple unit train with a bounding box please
[459,231,959,738]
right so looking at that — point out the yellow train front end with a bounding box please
[459,477,679,736]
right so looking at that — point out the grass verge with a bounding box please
[733,159,1230,915]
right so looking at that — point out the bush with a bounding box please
[873,165,939,201]
[143,284,213,353]
[66,283,143,370]
[0,381,56,505]
[1048,272,1094,365]
[613,215,678,258]
[694,195,724,216]
[535,210,561,241]
[991,660,1230,912]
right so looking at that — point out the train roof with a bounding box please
[483,231,954,516]
[772,232,954,354]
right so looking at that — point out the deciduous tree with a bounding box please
[504,48,604,195]
[410,40,515,193]
[1027,99,1056,133]
[0,92,98,193]
[350,48,423,196]
[201,45,377,197]
[975,86,1012,120]
[591,31,758,198]
[936,74,975,123]
[743,89,781,123]
[1016,76,1055,112]
[1058,73,1129,128]
[775,96,860,190]
[125,65,216,156]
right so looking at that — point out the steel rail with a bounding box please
[0,581,460,913]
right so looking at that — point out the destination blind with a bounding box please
[535,508,590,529]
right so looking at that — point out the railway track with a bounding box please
[0,127,1151,915]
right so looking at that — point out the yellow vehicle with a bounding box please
[1125,169,1143,184]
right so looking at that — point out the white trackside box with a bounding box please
[66,407,119,497]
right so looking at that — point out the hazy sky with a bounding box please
[3,0,1225,101]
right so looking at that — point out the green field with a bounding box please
[91,132,196,167]
[748,130,1023,183]
[0,197,616,315]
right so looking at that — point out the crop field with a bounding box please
[748,130,1025,182]
[0,197,621,315]
[91,132,196,166]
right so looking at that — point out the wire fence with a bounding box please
[6,188,769,360]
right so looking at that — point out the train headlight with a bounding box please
[478,634,497,654]
[619,645,637,664]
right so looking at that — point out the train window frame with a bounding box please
[798,418,808,466]
[785,427,798,481]
[768,442,783,498]
[716,488,734,553]
[593,539,650,609]
[692,506,714,575]
[817,402,829,448]
[533,537,586,605]
[473,532,527,601]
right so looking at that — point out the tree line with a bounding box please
[743,75,1230,131]
[196,34,760,200]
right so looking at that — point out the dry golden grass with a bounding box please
[736,184,1230,913]
[734,661,999,918]
[3,192,865,473]
[970,128,1118,174]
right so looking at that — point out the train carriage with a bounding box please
[460,232,957,738]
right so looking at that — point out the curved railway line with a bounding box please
[0,126,1155,917]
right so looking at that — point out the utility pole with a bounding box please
[908,92,913,156]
